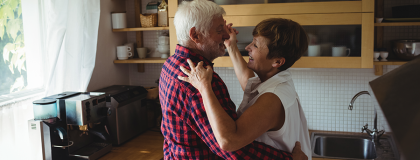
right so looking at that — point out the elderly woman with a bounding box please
[178,18,312,159]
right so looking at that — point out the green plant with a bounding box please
[0,0,26,94]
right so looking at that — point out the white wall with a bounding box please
[87,0,130,91]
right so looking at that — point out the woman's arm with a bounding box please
[178,59,285,152]
[224,23,255,91]
[201,85,285,151]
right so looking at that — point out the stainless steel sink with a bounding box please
[311,132,400,160]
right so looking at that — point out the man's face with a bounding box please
[198,16,230,61]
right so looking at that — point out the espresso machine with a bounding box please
[28,92,112,160]
[93,85,148,145]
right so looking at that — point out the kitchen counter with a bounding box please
[99,129,164,160]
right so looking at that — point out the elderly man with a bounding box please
[159,0,307,159]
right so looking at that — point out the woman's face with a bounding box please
[245,36,274,74]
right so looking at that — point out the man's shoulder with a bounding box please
[160,54,229,96]
[161,55,187,79]
[160,56,198,96]
[162,54,192,73]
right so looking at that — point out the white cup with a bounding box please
[332,46,351,57]
[376,18,383,23]
[111,13,127,29]
[117,46,132,60]
[374,51,380,61]
[137,48,147,59]
[308,45,321,57]
[380,51,388,61]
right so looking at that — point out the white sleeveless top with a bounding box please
[237,70,312,159]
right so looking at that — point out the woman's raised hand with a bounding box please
[178,59,213,91]
[224,21,239,49]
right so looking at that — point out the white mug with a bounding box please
[117,46,132,60]
[308,45,321,57]
[111,13,127,29]
[137,48,147,59]
[332,46,351,57]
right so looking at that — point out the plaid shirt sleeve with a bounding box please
[183,73,293,160]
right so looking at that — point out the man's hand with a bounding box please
[292,141,308,160]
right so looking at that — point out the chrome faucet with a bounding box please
[349,91,385,144]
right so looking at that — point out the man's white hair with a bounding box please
[174,0,226,46]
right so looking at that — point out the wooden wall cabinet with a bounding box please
[372,0,419,75]
[169,0,375,68]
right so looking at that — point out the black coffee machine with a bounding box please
[28,92,112,160]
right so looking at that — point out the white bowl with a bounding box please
[157,44,170,54]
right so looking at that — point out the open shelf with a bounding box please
[114,58,167,63]
[374,60,408,76]
[112,27,169,32]
[375,22,420,26]
[374,60,408,65]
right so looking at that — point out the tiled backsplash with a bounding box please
[124,0,413,132]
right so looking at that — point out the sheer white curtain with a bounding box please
[44,0,101,95]
[0,0,100,159]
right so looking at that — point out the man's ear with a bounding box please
[272,57,285,68]
[189,27,201,44]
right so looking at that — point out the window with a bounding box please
[0,0,27,96]
[0,0,45,103]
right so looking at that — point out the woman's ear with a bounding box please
[189,27,201,44]
[272,57,285,68]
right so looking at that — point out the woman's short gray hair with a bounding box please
[174,0,226,45]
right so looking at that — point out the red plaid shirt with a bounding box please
[159,45,293,160]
